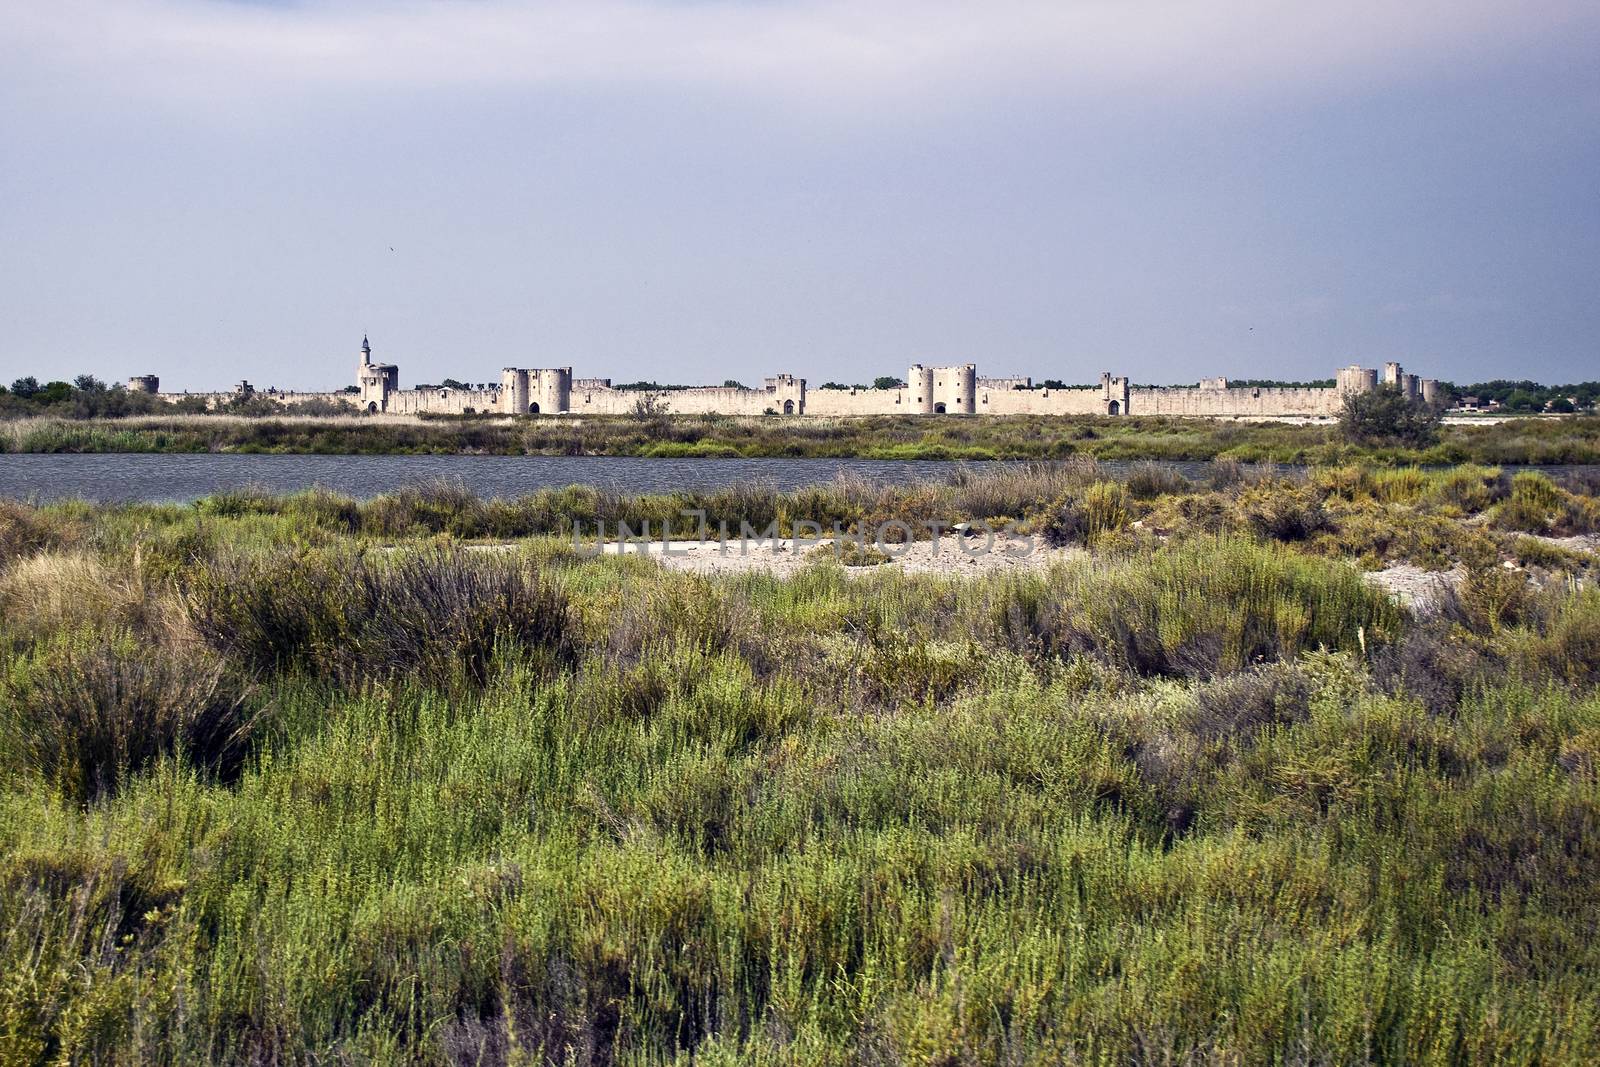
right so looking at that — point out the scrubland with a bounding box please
[1,462,1598,1064]
[4,411,1600,464]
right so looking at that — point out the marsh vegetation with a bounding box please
[1,463,1598,1063]
[5,410,1600,465]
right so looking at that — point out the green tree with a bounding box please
[1504,389,1539,412]
[1338,385,1441,446]
[10,376,40,399]
[37,381,74,405]
[872,376,903,390]
[722,379,747,389]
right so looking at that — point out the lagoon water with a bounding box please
[1,453,1593,504]
[0,453,1034,503]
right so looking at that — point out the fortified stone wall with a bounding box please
[152,390,360,412]
[980,373,1130,416]
[571,376,808,416]
[1130,385,1344,417]
[982,387,1121,416]
[383,386,501,415]
[805,386,915,416]
[158,338,1439,421]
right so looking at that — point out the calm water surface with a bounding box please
[0,453,1592,504]
[0,454,1023,503]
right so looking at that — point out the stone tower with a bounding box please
[908,365,936,414]
[499,368,573,414]
[357,335,399,413]
[1100,372,1130,415]
[768,374,806,415]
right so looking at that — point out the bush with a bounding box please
[0,501,75,566]
[1371,618,1498,717]
[1188,662,1315,742]
[1524,588,1600,687]
[0,552,172,647]
[1237,483,1330,542]
[1083,481,1130,542]
[1124,462,1191,500]
[948,462,1085,520]
[1002,538,1401,676]
[1338,385,1441,446]
[185,547,576,685]
[0,634,259,801]
[1037,494,1090,547]
[1493,472,1565,532]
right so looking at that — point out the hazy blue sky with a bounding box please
[3,1,1597,391]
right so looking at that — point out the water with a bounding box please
[1,453,1593,504]
[0,453,1026,503]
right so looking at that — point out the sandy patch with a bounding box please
[596,533,1081,577]
[1365,564,1465,611]
[1520,533,1600,555]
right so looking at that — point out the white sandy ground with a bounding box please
[462,529,1596,606]
[1524,533,1600,555]
[1363,565,1467,611]
[594,533,1082,576]
[1364,534,1598,610]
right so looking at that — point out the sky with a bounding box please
[2,1,1598,392]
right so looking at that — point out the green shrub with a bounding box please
[1524,588,1600,686]
[1083,481,1130,543]
[0,500,77,567]
[185,547,575,685]
[1037,493,1090,547]
[1338,385,1441,446]
[1424,464,1504,512]
[0,633,259,801]
[1000,538,1400,675]
[1237,482,1330,542]
[1124,462,1192,500]
[1494,471,1565,532]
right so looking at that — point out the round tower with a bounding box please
[955,364,976,414]
[909,365,935,414]
[530,368,571,414]
[501,368,528,414]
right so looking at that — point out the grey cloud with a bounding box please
[5,0,1596,119]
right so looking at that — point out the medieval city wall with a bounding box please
[981,387,1120,416]
[291,341,1440,420]
[155,390,359,412]
[570,385,776,416]
[805,387,913,416]
[382,386,501,415]
[1130,385,1343,417]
